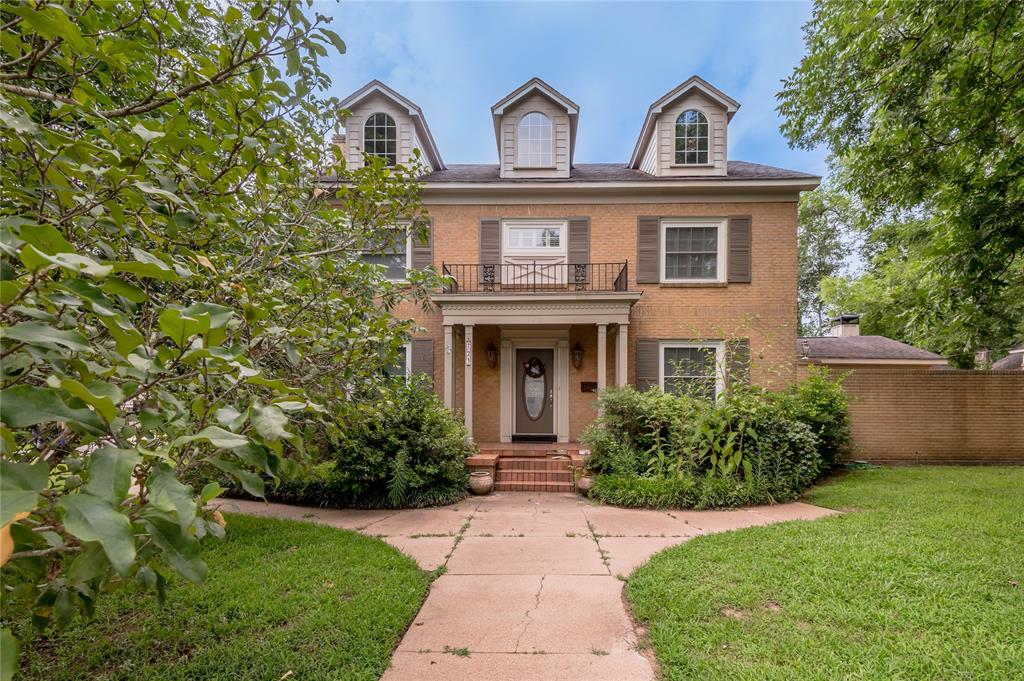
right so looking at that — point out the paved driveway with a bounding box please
[229,493,837,681]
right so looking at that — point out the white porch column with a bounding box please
[597,323,608,392]
[443,324,454,409]
[463,324,474,439]
[499,339,512,443]
[616,323,629,387]
[556,339,570,443]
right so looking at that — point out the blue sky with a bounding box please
[314,1,826,175]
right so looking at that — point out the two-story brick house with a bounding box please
[333,76,819,459]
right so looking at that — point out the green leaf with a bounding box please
[209,458,265,498]
[0,385,106,434]
[133,181,184,205]
[99,314,145,356]
[20,245,112,277]
[0,459,48,526]
[1,321,91,353]
[158,308,209,347]
[200,482,225,504]
[86,447,140,502]
[58,378,121,423]
[59,494,136,576]
[251,403,289,441]
[17,225,74,255]
[66,542,112,584]
[1,628,19,681]
[148,464,197,530]
[131,122,164,142]
[141,513,206,583]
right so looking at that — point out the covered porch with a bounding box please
[434,291,642,444]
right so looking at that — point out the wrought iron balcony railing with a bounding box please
[441,261,628,294]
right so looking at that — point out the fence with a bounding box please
[833,369,1023,465]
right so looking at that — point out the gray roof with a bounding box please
[798,336,946,362]
[992,351,1023,371]
[420,161,818,184]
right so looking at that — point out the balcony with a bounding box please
[441,262,629,294]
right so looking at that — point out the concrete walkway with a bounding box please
[228,493,837,681]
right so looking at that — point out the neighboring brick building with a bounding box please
[334,77,819,446]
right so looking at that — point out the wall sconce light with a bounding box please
[485,341,498,369]
[572,341,584,369]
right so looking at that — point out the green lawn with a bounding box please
[15,514,430,681]
[628,467,1024,680]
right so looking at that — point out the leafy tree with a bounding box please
[0,1,437,673]
[779,0,1024,363]
[797,187,855,336]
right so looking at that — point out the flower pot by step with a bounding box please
[576,474,595,496]
[469,471,494,495]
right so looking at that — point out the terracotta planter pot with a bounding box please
[469,471,494,495]
[576,474,595,496]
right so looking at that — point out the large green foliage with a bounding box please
[780,0,1024,364]
[796,187,855,336]
[233,379,472,510]
[0,1,436,672]
[583,371,848,508]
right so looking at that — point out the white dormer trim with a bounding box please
[629,75,740,170]
[339,80,446,170]
[491,77,580,170]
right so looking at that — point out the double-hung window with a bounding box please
[660,342,724,400]
[661,219,726,282]
[361,228,411,281]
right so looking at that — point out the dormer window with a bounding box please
[516,112,553,167]
[364,112,397,165]
[675,110,709,165]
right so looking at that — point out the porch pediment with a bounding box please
[432,292,642,326]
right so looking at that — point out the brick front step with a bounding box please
[497,457,574,472]
[494,480,576,492]
[497,470,573,484]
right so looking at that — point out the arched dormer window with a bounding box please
[516,111,552,167]
[364,112,397,165]
[675,110,709,165]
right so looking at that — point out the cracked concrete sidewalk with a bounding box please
[228,492,837,680]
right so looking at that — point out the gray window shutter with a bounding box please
[727,216,752,283]
[567,218,590,264]
[480,218,501,283]
[725,338,750,388]
[410,219,433,270]
[568,217,590,285]
[636,339,659,391]
[636,217,660,283]
[410,339,434,386]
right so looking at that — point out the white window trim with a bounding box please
[515,111,555,169]
[658,341,726,400]
[363,111,397,165]
[672,108,712,167]
[361,228,412,282]
[660,217,727,283]
[401,341,412,380]
[502,219,567,258]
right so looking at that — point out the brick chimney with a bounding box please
[829,314,861,337]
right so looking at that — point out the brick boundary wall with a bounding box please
[835,369,1023,465]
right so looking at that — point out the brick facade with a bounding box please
[835,370,1024,464]
[396,199,799,441]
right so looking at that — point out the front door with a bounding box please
[514,348,555,440]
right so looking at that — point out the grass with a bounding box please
[628,467,1024,680]
[14,513,430,681]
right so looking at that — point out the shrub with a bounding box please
[583,370,849,509]
[780,366,851,467]
[219,378,471,509]
[325,377,471,507]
